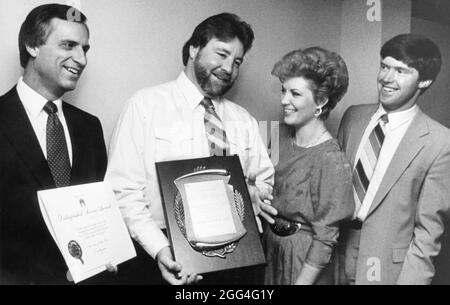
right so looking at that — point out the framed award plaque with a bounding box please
[156,155,266,275]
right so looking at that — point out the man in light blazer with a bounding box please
[0,4,109,284]
[337,34,450,285]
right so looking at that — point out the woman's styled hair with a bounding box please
[272,47,349,120]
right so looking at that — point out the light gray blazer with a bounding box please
[337,103,450,285]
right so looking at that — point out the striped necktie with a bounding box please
[43,101,71,187]
[352,114,388,212]
[201,97,229,156]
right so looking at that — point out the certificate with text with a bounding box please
[38,182,136,283]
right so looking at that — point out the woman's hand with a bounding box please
[247,173,277,232]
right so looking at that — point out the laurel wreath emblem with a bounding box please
[174,189,245,259]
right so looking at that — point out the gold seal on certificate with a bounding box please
[68,240,84,264]
[37,182,136,283]
[156,156,266,275]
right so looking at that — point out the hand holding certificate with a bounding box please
[38,182,136,283]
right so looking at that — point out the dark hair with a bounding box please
[18,4,88,68]
[380,34,441,87]
[182,13,254,66]
[272,47,349,120]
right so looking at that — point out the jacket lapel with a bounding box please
[347,104,378,165]
[0,87,55,188]
[367,109,428,217]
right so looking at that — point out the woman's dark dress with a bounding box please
[263,129,354,285]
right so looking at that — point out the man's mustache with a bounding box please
[213,70,232,82]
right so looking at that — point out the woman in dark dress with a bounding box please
[263,47,354,285]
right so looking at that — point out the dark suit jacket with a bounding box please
[0,86,107,284]
[337,103,450,284]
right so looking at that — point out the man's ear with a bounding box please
[189,45,199,61]
[418,80,433,89]
[25,44,39,59]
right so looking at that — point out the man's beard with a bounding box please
[194,57,234,98]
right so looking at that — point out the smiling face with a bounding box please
[377,56,430,112]
[280,77,319,128]
[25,18,90,99]
[189,37,244,98]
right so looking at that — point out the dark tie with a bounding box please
[43,101,71,187]
[200,97,229,156]
[352,114,389,210]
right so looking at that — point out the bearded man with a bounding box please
[105,13,275,285]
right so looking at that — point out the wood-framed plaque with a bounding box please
[156,155,266,275]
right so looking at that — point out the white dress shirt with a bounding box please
[105,72,274,258]
[354,104,418,221]
[16,77,73,165]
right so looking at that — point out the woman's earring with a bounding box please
[315,107,322,117]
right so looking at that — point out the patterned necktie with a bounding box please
[352,114,388,210]
[43,101,71,187]
[200,97,229,156]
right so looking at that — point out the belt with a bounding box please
[343,219,363,230]
[270,218,313,237]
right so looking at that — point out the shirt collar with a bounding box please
[377,103,418,130]
[17,77,63,118]
[176,71,221,110]
[374,104,388,122]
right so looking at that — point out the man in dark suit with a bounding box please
[338,34,450,284]
[0,4,108,284]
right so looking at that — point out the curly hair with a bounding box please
[182,13,254,66]
[272,47,349,120]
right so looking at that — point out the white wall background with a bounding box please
[0,0,342,144]
[1,0,448,142]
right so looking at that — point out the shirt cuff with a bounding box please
[133,225,170,259]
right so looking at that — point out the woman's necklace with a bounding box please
[294,129,329,148]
